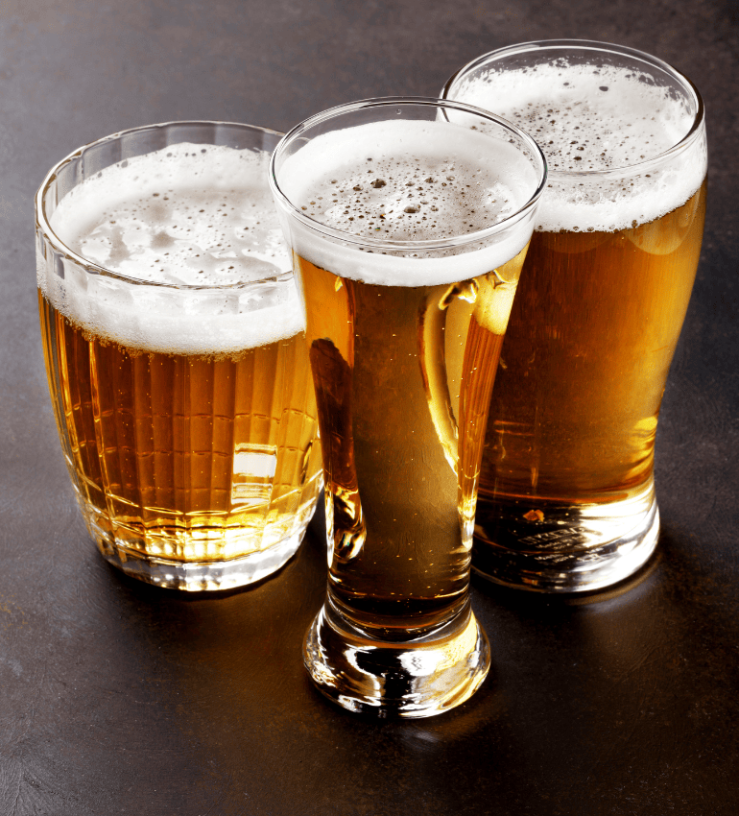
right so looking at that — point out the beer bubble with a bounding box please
[276,118,538,286]
[47,142,302,355]
[453,60,704,233]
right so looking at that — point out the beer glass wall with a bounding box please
[271,98,546,716]
[36,122,322,591]
[444,41,707,592]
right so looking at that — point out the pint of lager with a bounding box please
[444,42,708,591]
[270,99,546,716]
[36,122,322,591]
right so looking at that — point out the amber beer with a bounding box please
[36,123,322,591]
[444,42,708,591]
[297,249,524,631]
[271,99,546,716]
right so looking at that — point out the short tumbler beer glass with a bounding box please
[444,41,708,592]
[270,98,546,716]
[36,122,322,591]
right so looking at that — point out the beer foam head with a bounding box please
[275,119,542,286]
[451,61,706,232]
[41,143,304,355]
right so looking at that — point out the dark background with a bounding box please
[1,2,737,814]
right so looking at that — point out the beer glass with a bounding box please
[443,41,708,592]
[270,98,546,716]
[36,122,322,591]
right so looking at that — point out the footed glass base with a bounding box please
[304,598,490,718]
[473,479,660,593]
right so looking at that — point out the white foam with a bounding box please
[276,119,541,286]
[41,143,304,355]
[451,62,706,233]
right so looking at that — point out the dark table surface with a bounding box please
[1,2,737,814]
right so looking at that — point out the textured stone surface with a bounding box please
[0,2,737,814]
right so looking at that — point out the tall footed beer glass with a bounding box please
[36,123,322,591]
[444,42,708,592]
[271,98,546,716]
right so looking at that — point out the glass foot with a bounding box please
[96,530,306,591]
[303,598,490,718]
[73,491,315,591]
[473,481,660,593]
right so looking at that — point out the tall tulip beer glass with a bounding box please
[444,42,708,592]
[36,122,322,591]
[270,99,546,716]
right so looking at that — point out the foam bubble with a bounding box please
[41,143,304,355]
[277,119,541,286]
[452,62,706,233]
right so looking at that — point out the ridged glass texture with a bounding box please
[36,122,322,591]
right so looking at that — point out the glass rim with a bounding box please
[269,96,548,252]
[35,119,289,292]
[441,39,706,181]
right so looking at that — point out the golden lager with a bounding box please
[444,42,708,591]
[271,100,546,715]
[296,250,521,632]
[36,125,322,590]
[481,187,705,504]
